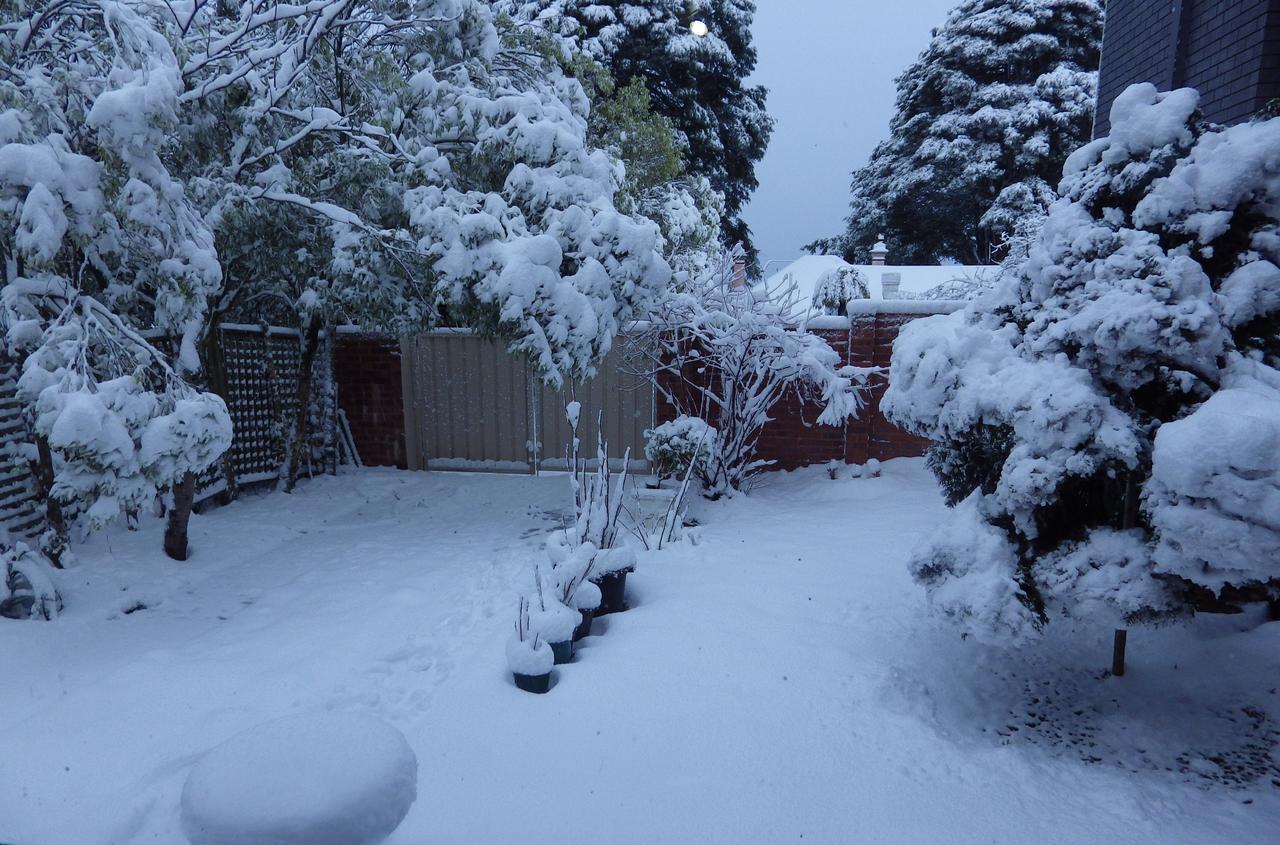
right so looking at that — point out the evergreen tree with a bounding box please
[816,0,1102,265]
[882,84,1280,643]
[811,265,869,315]
[503,0,773,268]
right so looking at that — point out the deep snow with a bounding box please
[2,461,1277,843]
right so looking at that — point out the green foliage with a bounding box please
[590,77,685,201]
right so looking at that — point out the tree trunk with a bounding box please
[163,471,197,561]
[284,319,323,493]
[33,435,68,569]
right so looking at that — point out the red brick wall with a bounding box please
[333,334,407,469]
[657,309,940,470]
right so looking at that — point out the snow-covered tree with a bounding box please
[811,266,869,315]
[882,84,1280,643]
[0,3,237,560]
[502,0,773,266]
[2,278,231,564]
[578,69,725,287]
[629,246,874,497]
[4,0,674,501]
[816,0,1102,265]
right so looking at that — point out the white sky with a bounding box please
[742,0,959,273]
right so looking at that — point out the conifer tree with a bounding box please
[817,0,1102,265]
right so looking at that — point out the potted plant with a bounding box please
[591,546,636,616]
[529,562,580,664]
[570,579,601,641]
[508,599,553,694]
[547,535,600,641]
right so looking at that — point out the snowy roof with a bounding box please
[765,255,994,304]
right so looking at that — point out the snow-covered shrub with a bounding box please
[1,281,231,562]
[629,246,875,497]
[529,596,581,647]
[546,535,598,605]
[1,542,62,620]
[644,416,718,483]
[1145,367,1280,596]
[811,266,869,315]
[883,83,1280,643]
[570,579,602,615]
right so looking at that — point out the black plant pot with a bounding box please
[593,569,632,616]
[572,609,593,642]
[549,639,574,664]
[513,671,551,694]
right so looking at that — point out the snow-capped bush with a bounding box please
[883,83,1280,643]
[811,266,869,315]
[529,598,581,646]
[593,546,637,578]
[547,537,598,605]
[1145,366,1280,595]
[1,542,62,620]
[644,416,718,483]
[629,246,875,497]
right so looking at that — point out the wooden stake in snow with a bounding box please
[1112,628,1127,677]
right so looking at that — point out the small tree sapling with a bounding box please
[628,245,875,497]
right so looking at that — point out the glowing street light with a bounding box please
[690,19,709,37]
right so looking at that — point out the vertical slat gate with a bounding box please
[401,331,653,473]
[404,333,534,472]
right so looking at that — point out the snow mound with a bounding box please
[181,713,417,845]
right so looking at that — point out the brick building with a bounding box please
[1094,0,1280,136]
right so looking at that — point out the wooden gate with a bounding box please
[400,331,653,473]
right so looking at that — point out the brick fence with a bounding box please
[333,331,408,469]
[333,302,959,472]
[741,302,957,470]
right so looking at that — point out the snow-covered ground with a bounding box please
[2,461,1277,843]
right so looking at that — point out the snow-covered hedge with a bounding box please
[884,84,1280,643]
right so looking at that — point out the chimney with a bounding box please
[881,271,902,300]
[870,234,889,267]
[730,257,748,289]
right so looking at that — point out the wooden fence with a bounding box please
[398,330,654,473]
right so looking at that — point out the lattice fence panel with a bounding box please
[0,365,42,540]
[217,326,303,485]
